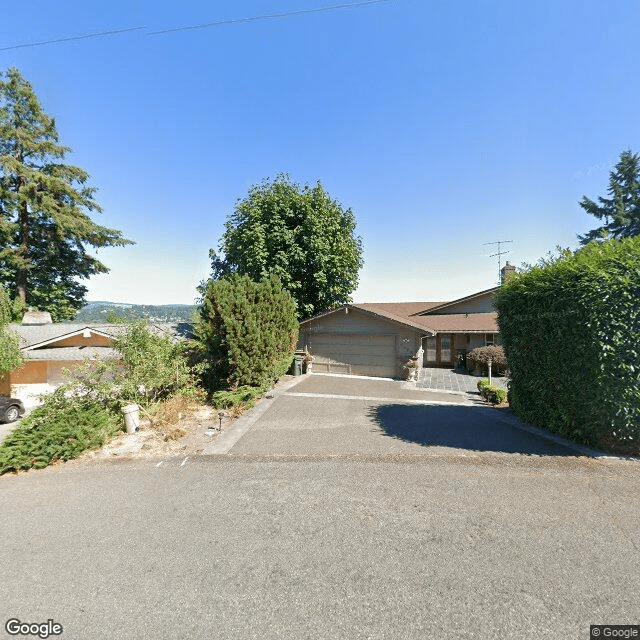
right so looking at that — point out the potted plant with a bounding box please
[303,353,314,373]
[402,358,419,381]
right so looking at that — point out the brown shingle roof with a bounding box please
[351,304,498,333]
[355,302,443,317]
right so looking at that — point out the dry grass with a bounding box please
[145,395,205,440]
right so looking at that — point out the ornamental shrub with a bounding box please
[468,346,508,374]
[196,274,298,391]
[493,237,640,454]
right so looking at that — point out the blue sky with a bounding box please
[2,0,638,305]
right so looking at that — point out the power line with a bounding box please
[0,1,394,51]
[147,1,394,35]
[0,26,146,52]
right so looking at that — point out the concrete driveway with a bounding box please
[206,374,595,457]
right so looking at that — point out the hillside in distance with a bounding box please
[73,301,198,324]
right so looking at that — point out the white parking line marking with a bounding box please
[283,392,472,406]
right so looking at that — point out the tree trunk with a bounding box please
[16,200,28,306]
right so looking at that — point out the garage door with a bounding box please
[308,333,397,377]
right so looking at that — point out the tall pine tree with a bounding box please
[0,68,133,320]
[578,150,640,245]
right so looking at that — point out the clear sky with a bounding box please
[2,1,638,305]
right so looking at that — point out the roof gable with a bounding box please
[414,286,499,315]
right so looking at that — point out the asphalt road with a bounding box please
[1,375,638,640]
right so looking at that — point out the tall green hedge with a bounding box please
[197,274,298,390]
[493,237,640,453]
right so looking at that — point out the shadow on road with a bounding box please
[368,403,582,456]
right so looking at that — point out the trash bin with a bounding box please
[122,404,140,434]
[293,355,304,376]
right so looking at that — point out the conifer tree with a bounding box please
[0,68,133,320]
[578,150,640,245]
[197,274,298,389]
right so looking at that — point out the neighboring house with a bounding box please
[0,311,191,407]
[298,264,516,379]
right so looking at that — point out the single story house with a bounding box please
[0,311,190,407]
[298,264,515,379]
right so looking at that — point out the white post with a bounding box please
[488,358,492,385]
[122,404,140,434]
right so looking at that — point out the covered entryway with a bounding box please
[307,333,397,377]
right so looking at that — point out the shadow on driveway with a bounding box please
[369,403,584,456]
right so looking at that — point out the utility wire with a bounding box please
[0,1,393,52]
[0,26,146,52]
[147,1,393,35]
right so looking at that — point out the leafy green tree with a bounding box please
[207,174,363,318]
[0,68,133,321]
[578,149,640,245]
[197,274,298,390]
[0,284,23,372]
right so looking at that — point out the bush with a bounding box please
[196,274,298,391]
[493,237,640,453]
[486,386,508,405]
[64,321,204,410]
[468,345,508,374]
[0,393,121,474]
[477,379,507,404]
[211,384,268,412]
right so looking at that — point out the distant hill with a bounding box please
[73,301,198,323]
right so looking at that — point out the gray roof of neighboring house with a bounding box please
[9,322,194,350]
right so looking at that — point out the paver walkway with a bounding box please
[416,367,509,393]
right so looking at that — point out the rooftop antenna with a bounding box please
[483,240,513,284]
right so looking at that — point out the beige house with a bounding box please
[1,311,188,407]
[299,285,502,379]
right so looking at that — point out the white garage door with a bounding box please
[308,333,397,377]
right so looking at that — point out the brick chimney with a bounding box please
[500,261,516,284]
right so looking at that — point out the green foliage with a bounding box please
[468,345,508,372]
[0,283,22,371]
[0,392,121,474]
[197,274,298,391]
[0,68,133,320]
[105,309,127,324]
[477,379,507,404]
[493,236,640,453]
[206,174,363,318]
[74,302,197,323]
[211,384,268,410]
[65,321,203,408]
[578,150,640,245]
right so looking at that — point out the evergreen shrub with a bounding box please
[197,274,298,391]
[0,393,121,474]
[493,237,640,453]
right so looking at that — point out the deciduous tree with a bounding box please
[207,174,363,318]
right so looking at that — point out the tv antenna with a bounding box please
[483,240,513,284]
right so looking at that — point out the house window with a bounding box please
[440,336,451,362]
[485,334,495,345]
[425,337,436,362]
